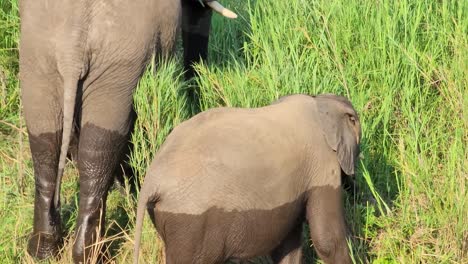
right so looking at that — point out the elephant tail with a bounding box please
[133,193,146,264]
[134,190,156,264]
[53,74,80,210]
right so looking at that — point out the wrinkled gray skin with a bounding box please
[19,0,216,263]
[134,94,362,264]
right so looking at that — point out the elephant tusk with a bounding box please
[206,1,238,19]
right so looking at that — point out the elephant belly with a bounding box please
[153,198,305,261]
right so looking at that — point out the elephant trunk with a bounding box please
[53,75,79,210]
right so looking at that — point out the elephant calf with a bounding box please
[134,94,361,264]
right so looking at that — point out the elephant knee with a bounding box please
[311,229,347,254]
[312,235,335,259]
[311,234,351,264]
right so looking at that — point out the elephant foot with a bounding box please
[72,240,110,264]
[27,231,62,260]
[72,220,110,264]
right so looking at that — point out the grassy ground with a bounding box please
[1,0,466,263]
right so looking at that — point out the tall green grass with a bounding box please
[0,0,466,263]
[0,0,19,123]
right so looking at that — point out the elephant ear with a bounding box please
[315,94,361,176]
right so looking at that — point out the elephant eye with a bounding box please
[348,115,356,125]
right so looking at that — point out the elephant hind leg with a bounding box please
[27,132,64,260]
[71,67,139,263]
[72,123,128,263]
[22,72,64,260]
[151,208,226,264]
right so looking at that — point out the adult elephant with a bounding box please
[19,0,236,263]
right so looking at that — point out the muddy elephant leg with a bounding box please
[72,74,136,263]
[72,125,127,263]
[113,107,138,194]
[181,0,212,80]
[306,186,351,264]
[22,74,63,260]
[271,224,303,264]
[27,132,63,259]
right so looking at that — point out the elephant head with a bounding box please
[314,94,361,176]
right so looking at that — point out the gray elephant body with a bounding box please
[20,0,215,262]
[134,94,361,264]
